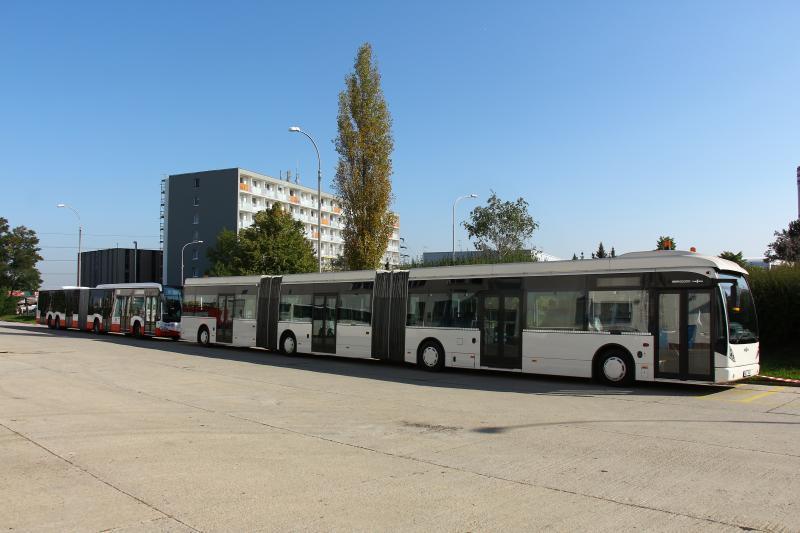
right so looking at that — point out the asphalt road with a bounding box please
[1,322,798,532]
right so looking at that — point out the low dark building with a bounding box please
[80,248,163,287]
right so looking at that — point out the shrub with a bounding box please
[747,265,800,347]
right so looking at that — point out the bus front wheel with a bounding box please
[198,326,210,346]
[596,349,634,386]
[93,319,100,334]
[47,316,53,329]
[54,317,60,330]
[133,322,142,338]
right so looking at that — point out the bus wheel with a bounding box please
[418,340,445,372]
[280,332,297,355]
[54,317,60,330]
[92,319,100,334]
[47,316,53,329]
[198,326,210,346]
[133,322,142,338]
[596,349,634,386]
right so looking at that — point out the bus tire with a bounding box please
[133,321,142,338]
[47,316,53,329]
[280,331,297,355]
[198,326,211,346]
[595,348,634,386]
[54,317,60,330]
[93,319,100,334]
[418,339,445,372]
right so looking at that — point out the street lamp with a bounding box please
[57,203,82,286]
[289,126,322,273]
[181,240,203,286]
[452,194,478,264]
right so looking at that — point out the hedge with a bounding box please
[747,265,800,347]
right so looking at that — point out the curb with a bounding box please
[752,375,800,386]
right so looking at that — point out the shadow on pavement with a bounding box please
[1,323,730,399]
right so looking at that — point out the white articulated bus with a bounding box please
[180,250,759,385]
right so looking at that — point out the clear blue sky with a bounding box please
[1,1,798,288]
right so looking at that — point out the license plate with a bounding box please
[743,369,752,378]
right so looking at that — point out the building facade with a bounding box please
[80,248,163,287]
[162,168,401,286]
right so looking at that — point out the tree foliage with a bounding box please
[0,217,42,294]
[765,219,800,265]
[719,250,748,268]
[656,236,676,250]
[206,205,316,276]
[595,242,608,258]
[333,42,395,270]
[463,191,538,259]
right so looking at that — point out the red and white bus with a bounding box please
[37,283,182,338]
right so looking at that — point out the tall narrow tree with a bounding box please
[334,43,395,270]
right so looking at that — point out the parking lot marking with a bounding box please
[736,387,785,404]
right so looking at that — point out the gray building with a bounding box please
[80,248,163,287]
[162,168,401,286]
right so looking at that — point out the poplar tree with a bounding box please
[334,43,395,270]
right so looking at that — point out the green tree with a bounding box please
[463,191,538,259]
[765,219,800,265]
[333,42,395,270]
[610,247,616,258]
[719,250,748,268]
[572,253,578,261]
[0,217,42,296]
[595,242,608,258]
[656,236,676,250]
[206,205,316,276]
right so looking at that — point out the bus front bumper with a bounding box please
[715,363,760,383]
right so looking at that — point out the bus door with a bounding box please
[144,293,159,335]
[216,294,234,343]
[118,295,131,332]
[655,290,714,381]
[312,294,337,353]
[479,292,522,369]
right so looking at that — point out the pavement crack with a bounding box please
[0,421,201,533]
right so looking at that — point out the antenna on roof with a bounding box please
[295,160,300,184]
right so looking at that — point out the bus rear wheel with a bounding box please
[47,316,53,329]
[596,349,634,386]
[198,326,210,346]
[133,322,142,338]
[54,317,60,330]
[418,340,445,372]
[280,332,297,355]
[93,319,100,334]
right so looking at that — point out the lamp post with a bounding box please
[452,194,478,264]
[57,203,82,286]
[181,240,203,286]
[289,126,322,273]
[132,240,138,283]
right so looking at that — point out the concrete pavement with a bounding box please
[1,322,798,532]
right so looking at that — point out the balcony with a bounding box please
[239,183,250,192]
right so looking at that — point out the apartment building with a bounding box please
[162,168,401,286]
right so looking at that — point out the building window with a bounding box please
[191,266,198,277]
[193,230,199,241]
[192,249,199,260]
[193,178,200,188]
[193,213,199,225]
[193,196,199,206]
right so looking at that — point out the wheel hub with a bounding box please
[422,346,439,367]
[603,356,626,382]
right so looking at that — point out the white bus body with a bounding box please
[180,251,760,385]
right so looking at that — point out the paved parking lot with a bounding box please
[1,322,799,532]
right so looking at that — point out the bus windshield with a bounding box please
[162,286,182,323]
[718,273,759,344]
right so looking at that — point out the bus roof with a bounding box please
[182,250,747,287]
[96,282,164,290]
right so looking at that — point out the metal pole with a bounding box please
[77,224,82,286]
[133,240,138,283]
[289,127,322,273]
[452,194,478,264]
